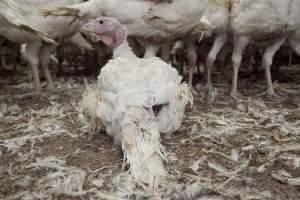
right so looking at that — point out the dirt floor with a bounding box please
[0,65,300,200]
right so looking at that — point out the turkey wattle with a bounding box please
[80,17,192,189]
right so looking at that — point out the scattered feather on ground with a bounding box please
[0,65,299,199]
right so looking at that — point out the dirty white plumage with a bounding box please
[81,17,192,189]
[82,53,192,189]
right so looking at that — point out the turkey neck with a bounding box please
[112,25,137,59]
[112,40,137,59]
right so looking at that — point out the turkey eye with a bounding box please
[99,20,104,24]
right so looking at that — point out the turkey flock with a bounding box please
[1,0,300,191]
[1,0,299,97]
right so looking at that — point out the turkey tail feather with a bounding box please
[119,106,167,189]
[17,24,56,44]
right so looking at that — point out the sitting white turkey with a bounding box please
[80,17,192,189]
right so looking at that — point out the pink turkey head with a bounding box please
[81,17,126,48]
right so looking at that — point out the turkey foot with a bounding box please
[46,84,56,93]
[189,85,198,95]
[207,86,217,103]
[256,91,283,101]
[230,91,246,100]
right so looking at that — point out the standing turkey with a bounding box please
[0,0,55,44]
[41,0,208,59]
[229,0,300,98]
[80,17,192,189]
[0,0,83,94]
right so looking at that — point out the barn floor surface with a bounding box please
[0,65,300,200]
